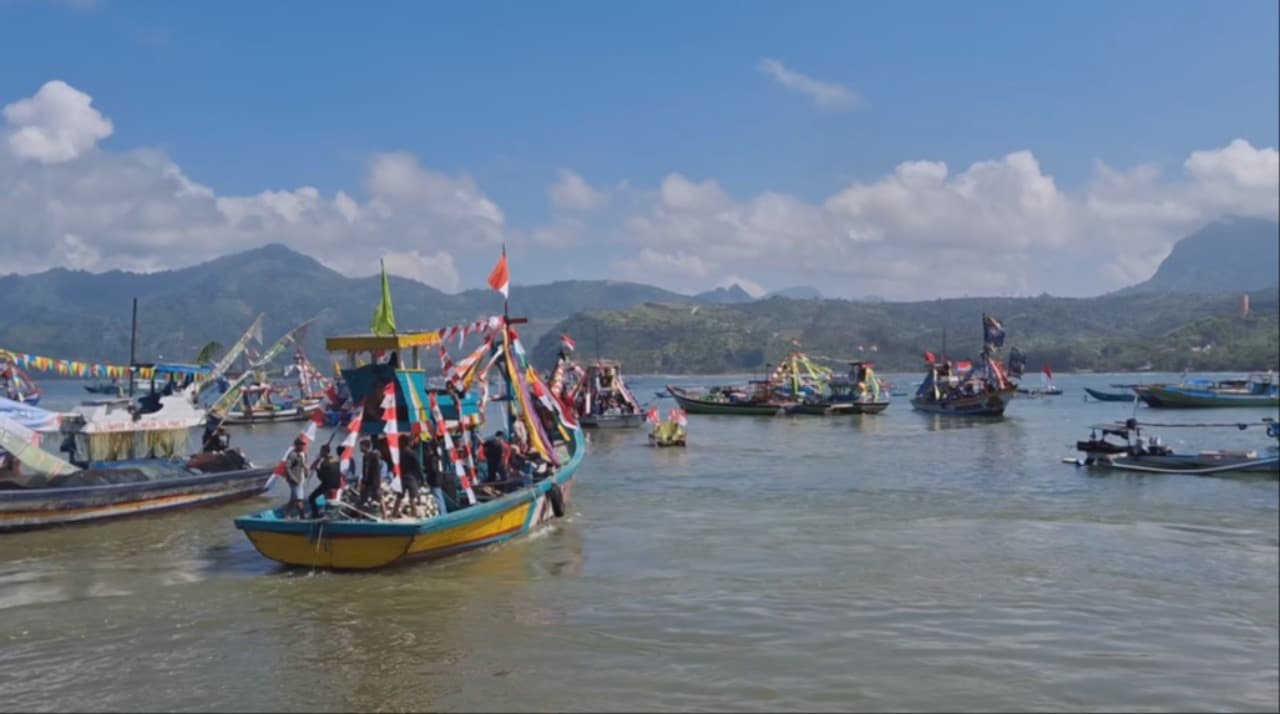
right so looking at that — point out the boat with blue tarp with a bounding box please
[1133,373,1278,408]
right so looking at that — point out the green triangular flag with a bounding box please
[371,259,397,336]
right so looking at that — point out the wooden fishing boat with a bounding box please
[0,397,270,532]
[824,360,890,414]
[666,383,784,416]
[1069,419,1279,476]
[910,314,1018,417]
[221,397,324,425]
[1133,373,1279,408]
[1084,387,1136,402]
[570,359,645,429]
[234,256,587,571]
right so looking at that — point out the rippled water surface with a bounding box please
[1,374,1276,712]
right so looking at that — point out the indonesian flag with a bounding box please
[924,351,936,363]
[560,334,575,352]
[953,360,973,372]
[669,407,687,427]
[381,382,402,488]
[646,406,660,426]
[267,410,324,485]
[1042,364,1053,379]
[487,247,510,299]
[339,413,364,475]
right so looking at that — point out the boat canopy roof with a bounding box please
[137,363,212,377]
[325,332,443,353]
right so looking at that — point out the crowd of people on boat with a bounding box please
[275,420,556,521]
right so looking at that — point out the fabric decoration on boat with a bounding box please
[0,396,60,431]
[1,348,154,380]
[380,382,402,490]
[428,391,476,504]
[0,414,79,481]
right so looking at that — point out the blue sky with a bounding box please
[1,0,1276,299]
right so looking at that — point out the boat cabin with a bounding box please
[325,332,483,437]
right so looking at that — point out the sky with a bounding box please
[0,0,1276,300]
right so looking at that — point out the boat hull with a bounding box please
[911,387,1016,417]
[1084,387,1135,402]
[0,465,272,532]
[667,388,781,416]
[234,430,585,570]
[222,403,322,425]
[1134,386,1280,408]
[1081,453,1278,476]
[781,400,890,415]
[579,412,646,429]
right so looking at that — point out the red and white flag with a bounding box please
[266,410,325,487]
[338,412,364,475]
[646,406,660,426]
[670,407,687,427]
[560,334,576,352]
[487,246,510,299]
[1042,364,1054,380]
[381,382,401,489]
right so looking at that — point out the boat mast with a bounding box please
[128,297,138,397]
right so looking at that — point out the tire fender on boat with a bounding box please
[548,483,566,518]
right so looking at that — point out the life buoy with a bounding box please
[547,483,566,518]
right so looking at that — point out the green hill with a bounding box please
[533,289,1280,374]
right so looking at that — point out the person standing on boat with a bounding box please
[483,431,510,484]
[391,434,424,517]
[357,439,387,519]
[307,444,343,518]
[283,437,308,519]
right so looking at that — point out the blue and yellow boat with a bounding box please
[233,315,586,571]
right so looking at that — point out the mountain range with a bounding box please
[1,217,1275,374]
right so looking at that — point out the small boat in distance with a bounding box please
[647,406,688,447]
[667,382,784,415]
[574,359,646,429]
[1084,387,1137,402]
[1133,373,1279,408]
[0,361,41,405]
[1017,364,1063,396]
[910,315,1018,417]
[1070,418,1278,476]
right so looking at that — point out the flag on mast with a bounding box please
[487,246,510,299]
[371,259,397,336]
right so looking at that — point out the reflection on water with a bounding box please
[0,374,1276,712]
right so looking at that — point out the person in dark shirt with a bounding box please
[392,434,423,517]
[483,431,510,484]
[357,439,386,519]
[307,444,343,518]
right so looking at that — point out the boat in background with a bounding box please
[823,360,890,414]
[647,406,688,447]
[1017,364,1063,396]
[574,359,646,429]
[1084,387,1137,402]
[667,381,785,415]
[0,361,41,405]
[910,315,1017,417]
[1070,418,1278,476]
[1133,373,1279,408]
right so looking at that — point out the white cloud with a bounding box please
[2,80,1276,303]
[757,58,860,110]
[4,80,114,164]
[381,249,462,292]
[602,140,1277,298]
[549,169,607,212]
[0,83,507,289]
